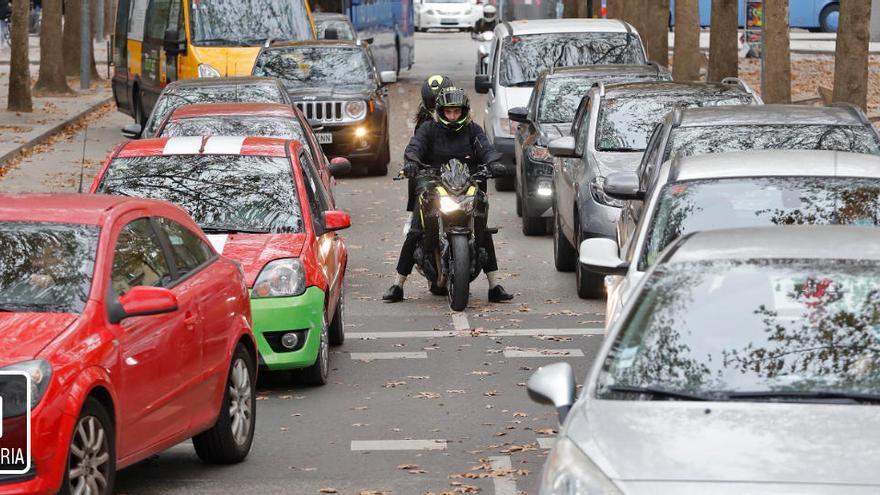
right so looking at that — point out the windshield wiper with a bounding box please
[510,81,534,87]
[193,38,239,46]
[201,226,271,234]
[598,147,643,153]
[602,385,715,401]
[726,390,880,404]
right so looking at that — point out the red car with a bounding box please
[91,137,349,383]
[0,194,257,495]
[152,102,351,199]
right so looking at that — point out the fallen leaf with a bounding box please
[483,390,498,397]
[513,412,528,418]
[398,463,420,470]
[413,391,441,399]
[319,489,338,494]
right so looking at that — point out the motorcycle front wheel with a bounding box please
[447,234,470,312]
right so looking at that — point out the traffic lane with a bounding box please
[115,332,603,494]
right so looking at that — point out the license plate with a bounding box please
[316,132,333,144]
[441,18,457,24]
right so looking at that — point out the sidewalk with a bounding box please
[669,30,880,55]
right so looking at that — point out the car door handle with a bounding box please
[184,312,198,331]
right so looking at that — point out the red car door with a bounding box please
[297,151,343,305]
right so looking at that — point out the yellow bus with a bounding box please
[112,0,316,123]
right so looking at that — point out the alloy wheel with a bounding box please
[228,357,253,446]
[68,416,111,495]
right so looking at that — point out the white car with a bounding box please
[580,149,880,329]
[414,0,481,31]
[475,18,646,191]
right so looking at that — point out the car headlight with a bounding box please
[198,63,221,78]
[536,179,553,197]
[344,100,367,120]
[539,436,622,495]
[252,259,306,298]
[0,359,53,415]
[589,176,624,208]
[439,196,461,214]
[527,144,553,163]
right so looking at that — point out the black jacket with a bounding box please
[406,108,434,211]
[405,121,501,172]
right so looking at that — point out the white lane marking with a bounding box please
[350,439,447,451]
[537,437,556,449]
[348,328,604,339]
[203,136,246,154]
[205,234,229,254]
[350,352,428,360]
[452,312,470,331]
[163,136,203,155]
[488,456,518,495]
[503,349,585,358]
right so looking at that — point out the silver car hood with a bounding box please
[568,399,880,487]
[592,151,641,177]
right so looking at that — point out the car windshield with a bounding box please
[598,259,880,400]
[98,155,304,234]
[0,222,98,313]
[666,124,880,160]
[596,93,753,152]
[499,33,646,87]
[253,47,374,89]
[316,20,356,40]
[160,116,307,141]
[189,0,314,46]
[538,73,664,123]
[642,177,880,269]
[147,84,288,136]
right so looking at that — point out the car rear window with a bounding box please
[160,116,307,141]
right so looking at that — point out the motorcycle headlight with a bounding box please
[539,436,622,495]
[345,101,367,120]
[527,144,553,163]
[0,359,53,415]
[589,176,624,208]
[252,259,306,298]
[439,196,461,214]
[197,63,221,78]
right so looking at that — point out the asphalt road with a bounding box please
[3,31,607,495]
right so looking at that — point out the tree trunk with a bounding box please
[673,0,701,80]
[34,0,73,95]
[644,0,669,66]
[762,0,791,103]
[707,0,738,81]
[622,0,644,40]
[833,0,872,110]
[103,0,115,39]
[563,0,578,18]
[62,0,99,80]
[606,0,624,18]
[590,0,602,17]
[8,0,33,111]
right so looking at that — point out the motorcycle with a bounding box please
[395,158,498,311]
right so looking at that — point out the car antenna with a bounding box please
[77,124,89,193]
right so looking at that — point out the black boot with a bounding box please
[488,285,513,302]
[382,284,404,302]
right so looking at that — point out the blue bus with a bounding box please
[669,0,839,32]
[313,0,415,73]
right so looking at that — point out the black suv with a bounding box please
[507,63,670,235]
[253,40,396,175]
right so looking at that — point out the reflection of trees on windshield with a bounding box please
[539,74,662,123]
[500,33,646,86]
[189,0,313,44]
[667,125,880,160]
[148,85,288,135]
[99,155,304,233]
[254,48,373,88]
[162,116,306,140]
[0,223,98,313]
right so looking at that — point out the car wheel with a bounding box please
[60,398,116,495]
[575,227,605,299]
[133,92,146,130]
[193,344,256,464]
[515,190,522,217]
[820,3,839,33]
[370,137,390,176]
[302,315,330,386]
[522,199,546,236]
[494,175,515,191]
[553,209,577,272]
[328,286,345,346]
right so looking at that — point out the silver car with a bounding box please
[530,225,880,494]
[583,149,880,328]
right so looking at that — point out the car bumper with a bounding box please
[251,286,325,370]
[580,197,621,240]
[316,118,386,160]
[419,12,476,28]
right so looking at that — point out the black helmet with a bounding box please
[435,87,471,132]
[421,75,453,111]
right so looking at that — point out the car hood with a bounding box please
[205,233,306,287]
[537,123,572,146]
[0,312,79,365]
[568,399,880,487]
[423,2,471,12]
[287,86,373,100]
[189,46,262,77]
[498,86,532,113]
[592,151,641,177]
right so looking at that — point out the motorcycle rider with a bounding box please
[473,4,498,34]
[408,74,454,212]
[383,87,514,303]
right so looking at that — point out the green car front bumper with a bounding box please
[251,286,325,370]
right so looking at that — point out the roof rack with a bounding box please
[647,60,671,77]
[594,81,606,97]
[720,77,760,99]
[671,106,684,127]
[830,102,873,126]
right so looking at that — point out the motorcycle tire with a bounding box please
[447,235,470,312]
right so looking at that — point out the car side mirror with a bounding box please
[579,238,629,276]
[474,74,491,94]
[527,362,576,424]
[548,136,579,158]
[329,157,351,176]
[360,36,374,45]
[379,71,397,85]
[121,123,142,139]
[163,29,185,56]
[604,172,644,201]
[323,210,351,231]
[508,106,528,124]
[111,286,179,324]
[477,44,490,57]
